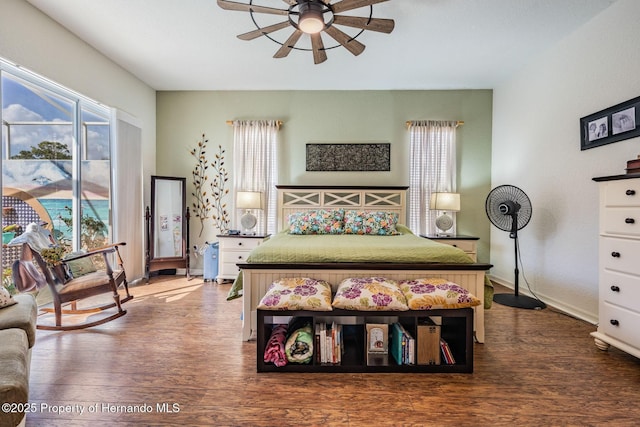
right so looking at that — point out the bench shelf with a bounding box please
[257,307,474,373]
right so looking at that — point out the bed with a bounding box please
[228,186,492,343]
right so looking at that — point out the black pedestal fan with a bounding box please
[485,185,546,310]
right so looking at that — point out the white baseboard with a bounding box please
[489,274,598,325]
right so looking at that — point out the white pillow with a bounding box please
[0,286,17,309]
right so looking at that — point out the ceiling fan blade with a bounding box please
[324,26,365,56]
[273,30,303,58]
[217,0,289,16]
[310,33,328,64]
[333,15,394,33]
[281,0,297,4]
[237,21,291,40]
[331,0,389,14]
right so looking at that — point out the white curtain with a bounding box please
[232,120,279,235]
[112,109,144,281]
[408,120,458,236]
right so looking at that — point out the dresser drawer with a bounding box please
[603,179,640,207]
[600,270,640,308]
[219,237,262,251]
[599,302,640,348]
[602,208,640,237]
[600,237,640,274]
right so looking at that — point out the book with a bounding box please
[390,322,406,365]
[389,322,414,365]
[440,338,456,364]
[399,323,415,365]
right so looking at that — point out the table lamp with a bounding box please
[429,192,460,236]
[236,191,262,235]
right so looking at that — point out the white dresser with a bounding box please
[591,174,640,358]
[216,234,266,284]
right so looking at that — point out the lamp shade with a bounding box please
[236,191,262,209]
[430,192,460,212]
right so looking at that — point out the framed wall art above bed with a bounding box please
[306,143,391,171]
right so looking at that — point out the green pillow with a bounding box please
[64,252,97,278]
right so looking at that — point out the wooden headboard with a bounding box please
[276,185,409,231]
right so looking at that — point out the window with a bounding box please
[408,120,458,236]
[1,59,112,252]
[231,120,279,235]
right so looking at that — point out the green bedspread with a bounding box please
[226,225,493,307]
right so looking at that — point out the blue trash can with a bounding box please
[203,242,219,282]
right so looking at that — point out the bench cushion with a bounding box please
[0,294,37,348]
[0,328,29,427]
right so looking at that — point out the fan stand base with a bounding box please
[493,293,546,310]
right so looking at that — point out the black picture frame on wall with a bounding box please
[580,95,640,150]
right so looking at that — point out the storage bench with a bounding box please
[257,307,474,373]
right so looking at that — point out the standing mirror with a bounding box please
[145,175,190,281]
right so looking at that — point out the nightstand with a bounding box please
[216,234,267,284]
[421,234,479,262]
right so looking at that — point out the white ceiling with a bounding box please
[26,0,618,91]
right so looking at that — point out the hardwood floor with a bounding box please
[26,277,640,426]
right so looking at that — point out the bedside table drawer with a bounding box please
[219,237,262,251]
[222,250,251,264]
[443,240,476,253]
[221,261,242,275]
[426,236,478,261]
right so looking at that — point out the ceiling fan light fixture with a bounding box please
[298,2,325,34]
[217,0,395,64]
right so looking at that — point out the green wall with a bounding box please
[156,90,492,263]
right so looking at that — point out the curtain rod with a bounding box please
[226,120,283,126]
[405,120,464,128]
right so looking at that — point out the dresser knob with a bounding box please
[626,189,636,196]
[610,285,620,292]
[611,251,621,258]
[610,319,620,326]
[625,218,635,224]
[237,242,243,246]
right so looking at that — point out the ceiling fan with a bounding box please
[217,0,395,64]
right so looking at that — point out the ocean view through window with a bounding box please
[1,58,112,252]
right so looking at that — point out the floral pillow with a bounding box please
[257,277,333,311]
[288,209,344,235]
[332,277,408,311]
[0,286,17,309]
[399,278,482,310]
[343,210,400,235]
